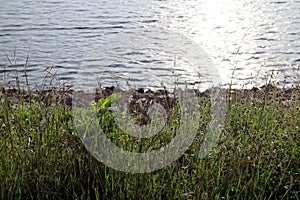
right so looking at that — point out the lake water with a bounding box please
[0,0,299,90]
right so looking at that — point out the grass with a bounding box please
[0,68,299,199]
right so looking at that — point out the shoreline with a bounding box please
[1,84,299,106]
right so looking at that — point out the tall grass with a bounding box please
[0,60,299,199]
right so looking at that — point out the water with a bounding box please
[0,0,299,90]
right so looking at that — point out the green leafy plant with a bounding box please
[93,92,122,133]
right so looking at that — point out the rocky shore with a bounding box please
[1,85,299,111]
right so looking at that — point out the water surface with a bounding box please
[0,0,299,89]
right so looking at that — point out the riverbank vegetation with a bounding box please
[0,70,299,199]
